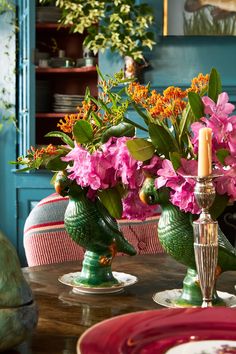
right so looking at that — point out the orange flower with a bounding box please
[57,100,97,133]
[57,113,82,133]
[32,144,58,160]
[187,73,209,94]
[127,82,149,104]
[163,86,187,100]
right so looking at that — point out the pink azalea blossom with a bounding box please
[202,92,234,118]
[142,155,162,176]
[122,189,158,220]
[191,121,205,152]
[155,159,180,189]
[101,137,144,189]
[170,183,200,215]
[61,137,153,219]
[154,158,200,214]
[215,167,236,202]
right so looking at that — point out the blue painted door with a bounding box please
[18,0,36,156]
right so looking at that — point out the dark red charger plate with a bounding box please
[77,307,236,354]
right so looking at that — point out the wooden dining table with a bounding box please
[10,254,236,354]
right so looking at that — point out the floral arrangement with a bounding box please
[14,67,236,221]
[14,70,157,220]
[126,68,236,219]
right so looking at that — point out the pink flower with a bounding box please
[202,92,235,118]
[61,138,147,217]
[191,121,205,153]
[170,183,200,214]
[178,158,198,177]
[103,137,143,189]
[215,167,236,201]
[142,155,162,176]
[154,158,200,214]
[171,159,200,214]
[155,159,180,189]
[122,189,158,220]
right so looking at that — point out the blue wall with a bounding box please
[100,0,236,96]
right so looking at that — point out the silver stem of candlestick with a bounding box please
[193,176,218,308]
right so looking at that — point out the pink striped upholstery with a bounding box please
[24,193,163,266]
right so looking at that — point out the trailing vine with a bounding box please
[0,0,18,132]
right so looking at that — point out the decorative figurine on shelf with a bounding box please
[0,230,38,351]
[55,171,136,287]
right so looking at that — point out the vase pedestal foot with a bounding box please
[153,268,230,307]
[74,250,119,287]
[174,268,224,307]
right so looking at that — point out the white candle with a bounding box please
[198,127,212,177]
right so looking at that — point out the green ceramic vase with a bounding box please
[55,172,137,288]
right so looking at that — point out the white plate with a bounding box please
[58,271,138,294]
[153,288,236,308]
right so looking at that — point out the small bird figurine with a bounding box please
[185,0,236,20]
[55,172,136,264]
[139,177,236,275]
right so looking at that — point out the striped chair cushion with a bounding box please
[24,193,163,266]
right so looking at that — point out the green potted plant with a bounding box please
[39,0,156,77]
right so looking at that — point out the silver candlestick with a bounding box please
[193,175,219,308]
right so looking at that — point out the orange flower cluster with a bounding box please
[57,101,96,133]
[128,73,209,123]
[187,73,209,94]
[128,83,187,122]
[31,144,58,160]
[127,82,149,105]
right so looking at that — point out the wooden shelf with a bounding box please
[36,22,97,31]
[36,22,69,30]
[35,15,98,146]
[36,66,97,74]
[36,113,75,118]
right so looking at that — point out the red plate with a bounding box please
[77,307,236,354]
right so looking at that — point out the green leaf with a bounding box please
[131,101,149,126]
[179,104,195,139]
[101,122,135,143]
[73,120,93,144]
[126,138,155,161]
[84,86,90,99]
[45,131,74,147]
[216,148,230,165]
[96,65,105,81]
[50,172,58,186]
[89,96,111,114]
[91,111,102,126]
[170,152,181,170]
[13,166,32,172]
[45,155,68,171]
[210,193,229,220]
[123,116,148,132]
[188,92,204,120]
[149,123,177,158]
[208,67,222,103]
[98,188,123,219]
